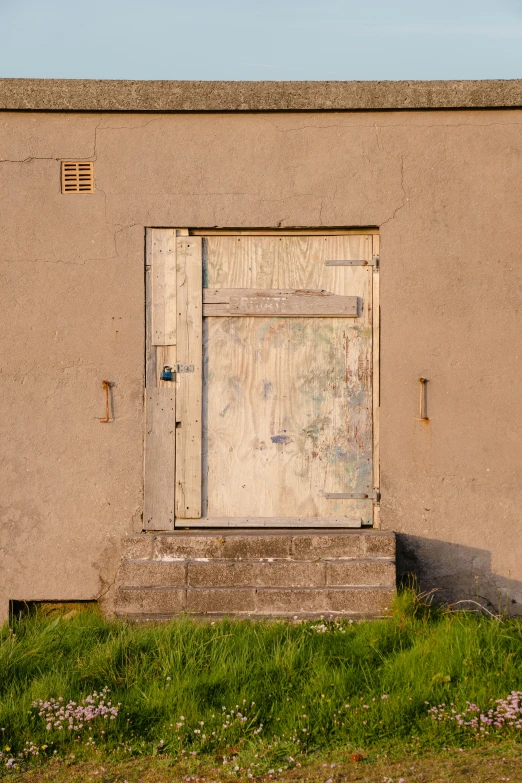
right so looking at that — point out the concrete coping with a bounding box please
[2,79,522,112]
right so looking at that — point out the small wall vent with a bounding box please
[61,161,94,193]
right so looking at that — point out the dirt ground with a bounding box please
[4,743,522,782]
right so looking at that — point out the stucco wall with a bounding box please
[1,108,521,619]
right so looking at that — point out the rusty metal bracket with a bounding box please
[419,377,429,420]
[99,380,113,423]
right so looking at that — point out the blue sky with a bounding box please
[1,0,522,80]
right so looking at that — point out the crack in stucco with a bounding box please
[1,257,88,265]
[0,121,132,266]
[2,118,520,167]
[374,125,382,154]
[89,117,163,162]
[0,156,61,164]
[2,114,518,258]
[95,570,118,602]
[259,117,522,133]
[379,155,408,228]
[0,117,159,167]
[91,118,103,160]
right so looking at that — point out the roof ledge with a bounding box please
[1,79,522,112]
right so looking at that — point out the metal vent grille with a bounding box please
[61,161,94,193]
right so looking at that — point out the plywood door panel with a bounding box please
[202,236,374,525]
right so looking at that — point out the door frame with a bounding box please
[143,228,380,531]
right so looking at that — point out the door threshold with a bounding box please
[175,517,363,529]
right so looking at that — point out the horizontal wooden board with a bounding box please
[177,517,363,528]
[191,229,379,236]
[203,288,358,317]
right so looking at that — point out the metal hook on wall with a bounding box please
[419,377,429,421]
[99,380,114,423]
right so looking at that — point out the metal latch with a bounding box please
[160,364,194,381]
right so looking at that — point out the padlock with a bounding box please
[160,365,174,381]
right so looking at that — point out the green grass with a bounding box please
[1,590,522,776]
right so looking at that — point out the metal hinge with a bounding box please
[325,491,380,501]
[325,258,379,267]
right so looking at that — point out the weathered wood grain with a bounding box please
[204,288,297,303]
[175,237,203,519]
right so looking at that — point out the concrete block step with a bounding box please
[115,585,395,618]
[118,558,396,589]
[116,530,396,619]
[121,529,395,562]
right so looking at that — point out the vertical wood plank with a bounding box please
[144,389,176,529]
[145,229,156,388]
[151,229,177,346]
[372,234,380,511]
[144,228,177,530]
[175,236,203,518]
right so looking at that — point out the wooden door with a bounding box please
[144,231,379,530]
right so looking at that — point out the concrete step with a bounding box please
[115,585,395,618]
[121,529,395,561]
[115,530,396,620]
[118,558,396,588]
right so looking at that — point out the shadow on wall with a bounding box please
[396,534,522,616]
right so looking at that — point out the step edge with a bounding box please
[120,557,396,564]
[116,585,396,592]
[128,529,395,538]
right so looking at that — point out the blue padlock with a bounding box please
[160,365,174,381]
